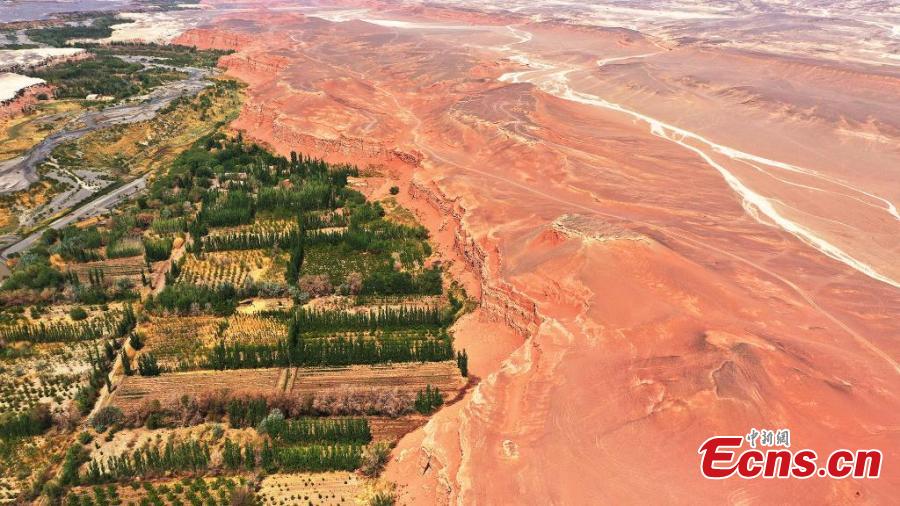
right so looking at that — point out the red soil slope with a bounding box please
[177,3,900,504]
[0,83,52,119]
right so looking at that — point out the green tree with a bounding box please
[138,353,162,376]
[456,349,468,377]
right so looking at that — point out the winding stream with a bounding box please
[0,61,210,193]
[0,58,213,259]
[495,25,900,289]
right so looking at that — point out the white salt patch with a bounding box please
[0,72,45,102]
[0,47,85,71]
[69,11,205,44]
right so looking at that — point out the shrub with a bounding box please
[205,334,452,370]
[297,274,333,298]
[229,486,257,506]
[274,444,361,472]
[59,445,87,486]
[121,349,133,376]
[129,332,144,350]
[145,283,237,316]
[41,480,62,502]
[0,403,52,439]
[371,489,397,506]
[414,385,443,414]
[269,417,371,445]
[389,186,399,195]
[360,442,391,478]
[360,265,442,296]
[82,439,211,483]
[311,388,414,418]
[75,385,99,415]
[256,409,285,436]
[2,256,64,291]
[0,311,127,343]
[145,411,164,430]
[123,388,414,429]
[91,406,123,432]
[143,237,174,263]
[226,396,269,428]
[346,272,363,295]
[138,353,162,376]
[41,228,59,245]
[69,306,89,321]
[456,349,468,377]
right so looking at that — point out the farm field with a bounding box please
[0,339,97,414]
[65,255,145,283]
[257,472,364,506]
[179,249,287,289]
[368,416,429,443]
[235,297,294,315]
[0,49,471,503]
[66,476,254,506]
[136,315,220,370]
[288,362,466,396]
[109,361,466,420]
[307,294,445,312]
[108,368,283,417]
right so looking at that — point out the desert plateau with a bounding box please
[0,1,897,505]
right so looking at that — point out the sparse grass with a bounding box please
[381,197,418,228]
[0,100,83,162]
[51,79,244,178]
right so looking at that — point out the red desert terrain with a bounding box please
[174,1,900,503]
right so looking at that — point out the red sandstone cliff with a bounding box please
[0,83,53,119]
[174,6,900,504]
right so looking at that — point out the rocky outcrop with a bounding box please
[220,53,290,75]
[234,99,421,166]
[173,26,423,166]
[409,178,539,336]
[173,28,252,51]
[171,8,900,504]
[0,81,52,119]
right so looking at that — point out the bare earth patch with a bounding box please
[257,472,364,506]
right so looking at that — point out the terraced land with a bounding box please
[0,103,470,504]
[109,368,283,417]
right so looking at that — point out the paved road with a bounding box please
[0,60,213,261]
[1,175,147,258]
[0,65,210,193]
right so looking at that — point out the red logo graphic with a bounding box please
[698,430,882,479]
